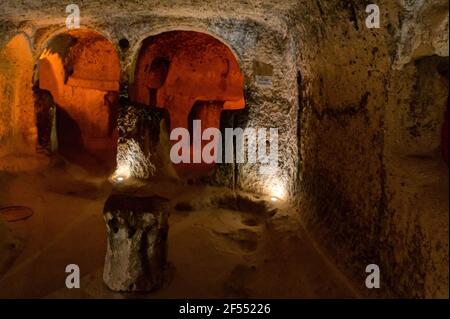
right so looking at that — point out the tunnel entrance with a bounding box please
[131,31,245,177]
[35,29,121,173]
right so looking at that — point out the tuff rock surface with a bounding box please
[103,194,169,292]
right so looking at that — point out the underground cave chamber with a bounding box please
[131,31,245,176]
[34,29,247,178]
[0,0,448,299]
[35,29,121,172]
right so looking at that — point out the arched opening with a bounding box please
[0,33,35,159]
[131,31,245,177]
[35,29,121,173]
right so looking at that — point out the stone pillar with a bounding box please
[103,194,169,292]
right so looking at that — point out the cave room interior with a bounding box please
[0,0,448,299]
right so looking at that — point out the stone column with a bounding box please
[103,194,169,292]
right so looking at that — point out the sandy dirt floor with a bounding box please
[0,155,359,299]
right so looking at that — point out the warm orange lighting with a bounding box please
[132,31,245,174]
[37,30,120,167]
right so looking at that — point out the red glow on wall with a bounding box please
[132,31,245,174]
[38,30,120,169]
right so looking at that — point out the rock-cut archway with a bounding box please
[36,29,121,173]
[131,30,245,176]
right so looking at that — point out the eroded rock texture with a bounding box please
[115,103,159,179]
[0,0,448,298]
[103,194,169,292]
[292,0,448,298]
[394,0,449,68]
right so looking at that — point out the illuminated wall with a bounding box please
[38,30,120,166]
[132,31,245,174]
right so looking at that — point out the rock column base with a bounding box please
[103,194,169,292]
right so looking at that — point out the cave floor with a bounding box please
[0,156,358,299]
